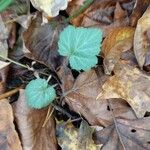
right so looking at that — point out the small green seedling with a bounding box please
[58,25,102,71]
[25,78,56,109]
[0,0,13,12]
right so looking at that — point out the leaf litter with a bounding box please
[0,0,150,149]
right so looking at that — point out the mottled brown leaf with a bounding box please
[99,61,150,118]
[0,99,22,150]
[59,67,136,127]
[12,90,57,150]
[102,27,135,74]
[93,117,150,150]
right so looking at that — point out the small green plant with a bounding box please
[0,0,13,12]
[58,25,102,71]
[25,78,56,109]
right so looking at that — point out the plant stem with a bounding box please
[66,0,93,22]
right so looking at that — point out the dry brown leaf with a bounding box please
[80,0,135,36]
[93,117,150,150]
[134,6,150,69]
[0,99,22,150]
[23,13,64,70]
[129,0,150,27]
[99,61,150,118]
[102,27,135,74]
[12,89,57,150]
[58,67,136,127]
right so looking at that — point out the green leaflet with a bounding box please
[58,25,102,71]
[25,78,56,109]
[0,0,13,12]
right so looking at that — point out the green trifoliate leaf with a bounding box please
[25,78,56,109]
[58,25,102,71]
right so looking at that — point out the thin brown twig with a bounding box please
[0,86,22,100]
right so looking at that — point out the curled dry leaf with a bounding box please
[30,0,70,17]
[58,67,136,127]
[57,120,101,150]
[134,6,150,69]
[93,117,150,150]
[77,0,135,36]
[23,13,64,70]
[102,27,135,74]
[99,61,150,118]
[0,99,22,150]
[129,0,150,27]
[12,90,57,150]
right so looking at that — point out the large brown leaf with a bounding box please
[58,67,136,127]
[12,90,57,150]
[93,117,150,150]
[134,6,150,69]
[99,61,150,118]
[23,13,64,70]
[0,99,22,150]
[102,27,135,74]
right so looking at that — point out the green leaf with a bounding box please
[58,25,102,71]
[0,0,13,12]
[25,78,56,109]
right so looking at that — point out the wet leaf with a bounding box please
[0,99,22,150]
[99,61,150,118]
[12,89,57,150]
[134,6,150,69]
[57,120,101,150]
[102,27,135,74]
[93,117,150,150]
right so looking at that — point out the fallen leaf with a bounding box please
[0,99,22,150]
[93,117,150,150]
[30,0,69,17]
[12,89,57,150]
[102,27,135,74]
[134,6,150,69]
[23,13,64,70]
[57,120,101,150]
[129,0,150,27]
[99,61,150,118]
[80,0,135,36]
[58,67,136,127]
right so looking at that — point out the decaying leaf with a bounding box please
[134,6,150,69]
[102,27,135,74]
[12,90,57,150]
[80,0,136,36]
[30,0,70,17]
[0,15,9,57]
[0,99,22,150]
[23,13,64,70]
[58,67,136,127]
[98,61,150,118]
[57,120,101,150]
[93,117,150,150]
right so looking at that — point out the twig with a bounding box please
[0,86,22,100]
